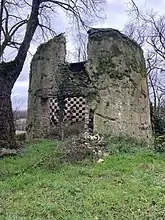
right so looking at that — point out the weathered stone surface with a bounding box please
[86,28,152,141]
[27,35,89,140]
[27,34,66,140]
[27,28,152,142]
[56,61,90,98]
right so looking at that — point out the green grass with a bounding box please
[1,140,165,219]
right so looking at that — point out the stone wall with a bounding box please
[86,28,152,141]
[27,34,66,139]
[27,28,152,142]
[26,36,90,139]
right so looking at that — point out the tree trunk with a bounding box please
[0,1,40,149]
[0,74,16,149]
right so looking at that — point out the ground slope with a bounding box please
[0,140,165,220]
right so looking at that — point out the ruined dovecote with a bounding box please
[26,28,152,142]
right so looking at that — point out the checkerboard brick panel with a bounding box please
[49,97,87,125]
[63,97,86,122]
[49,98,59,125]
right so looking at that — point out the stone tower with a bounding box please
[27,34,66,140]
[27,28,152,142]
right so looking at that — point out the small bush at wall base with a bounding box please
[105,136,151,154]
[153,116,165,136]
[154,135,165,152]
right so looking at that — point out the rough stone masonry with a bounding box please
[26,28,152,142]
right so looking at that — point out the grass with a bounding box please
[1,139,165,219]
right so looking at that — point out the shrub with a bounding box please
[154,135,165,152]
[106,136,150,154]
[153,116,165,135]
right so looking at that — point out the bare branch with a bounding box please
[124,0,165,116]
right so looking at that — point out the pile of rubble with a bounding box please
[61,132,109,163]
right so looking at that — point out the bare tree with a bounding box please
[124,0,165,118]
[0,0,105,148]
[66,29,88,62]
[73,31,88,62]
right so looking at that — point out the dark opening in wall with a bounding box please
[68,61,86,72]
[40,97,48,105]
[89,109,94,133]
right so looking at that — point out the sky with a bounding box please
[11,0,165,110]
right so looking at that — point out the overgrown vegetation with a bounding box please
[149,102,165,152]
[1,139,165,219]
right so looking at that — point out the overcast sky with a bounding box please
[11,0,165,110]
